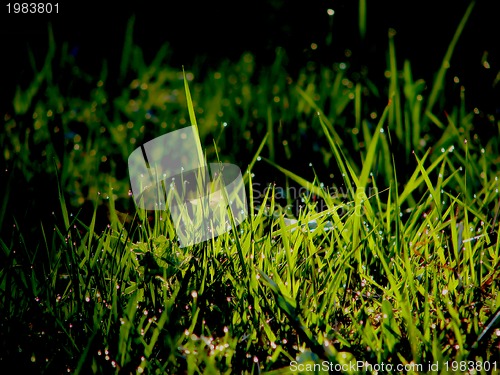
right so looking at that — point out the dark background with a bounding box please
[0,0,498,113]
[0,0,498,245]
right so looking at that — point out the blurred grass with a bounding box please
[1,1,500,373]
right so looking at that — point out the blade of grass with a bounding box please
[424,1,475,121]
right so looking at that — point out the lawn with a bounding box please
[1,2,499,374]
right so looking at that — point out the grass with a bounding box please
[1,2,500,373]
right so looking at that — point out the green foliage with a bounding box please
[1,1,499,373]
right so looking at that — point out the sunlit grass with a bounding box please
[1,2,499,373]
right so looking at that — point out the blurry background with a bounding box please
[1,0,499,113]
[0,0,499,228]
